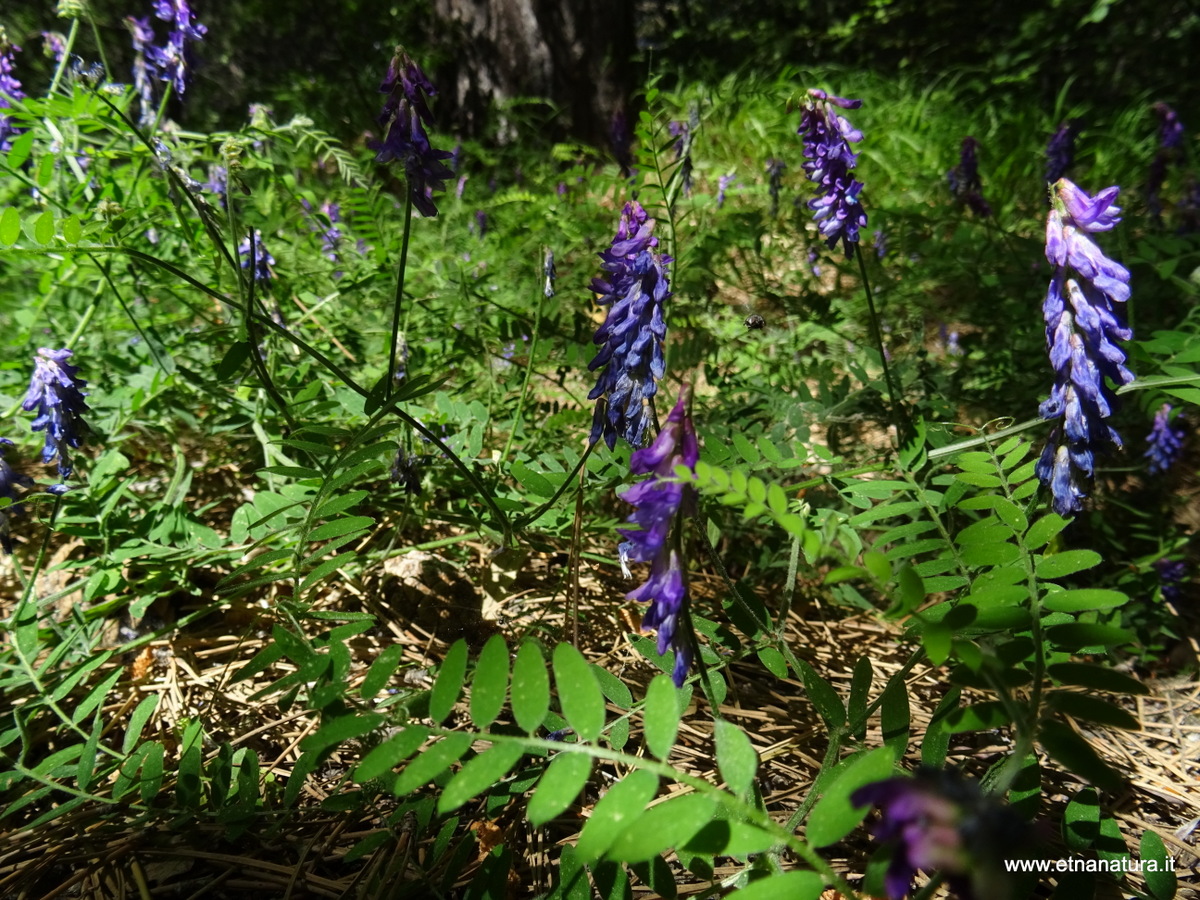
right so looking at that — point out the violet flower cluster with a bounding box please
[1035,179,1133,516]
[1147,103,1186,221]
[797,89,867,256]
[587,201,672,450]
[239,230,275,287]
[947,136,992,217]
[1045,122,1076,185]
[0,439,33,553]
[1144,404,1186,475]
[23,348,91,483]
[1154,558,1187,603]
[617,386,698,687]
[852,767,1030,900]
[372,48,454,218]
[0,29,26,155]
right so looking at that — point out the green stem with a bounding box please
[512,439,599,532]
[386,191,415,400]
[45,19,80,97]
[500,252,547,464]
[853,242,907,443]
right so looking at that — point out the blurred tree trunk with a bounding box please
[431,0,635,148]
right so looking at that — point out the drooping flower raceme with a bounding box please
[1144,403,1186,475]
[239,230,275,287]
[765,157,786,216]
[587,201,672,450]
[22,348,91,482]
[797,88,867,257]
[618,386,698,687]
[146,0,206,98]
[852,767,1030,900]
[1148,103,1186,220]
[372,48,454,218]
[0,29,26,155]
[947,136,992,217]
[1045,122,1076,185]
[1035,179,1133,516]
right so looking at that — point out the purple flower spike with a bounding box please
[22,349,91,481]
[717,173,734,208]
[238,230,275,287]
[1045,122,1076,184]
[797,89,867,256]
[1036,179,1133,516]
[1153,102,1185,152]
[587,201,673,450]
[618,386,699,687]
[1154,558,1187,603]
[0,30,27,155]
[145,0,206,98]
[372,48,454,218]
[765,158,786,216]
[1144,404,1186,475]
[852,767,1030,900]
[948,137,992,217]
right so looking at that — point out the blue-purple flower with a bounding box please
[145,0,206,98]
[1045,122,1076,185]
[668,119,694,197]
[22,349,91,482]
[1153,102,1185,152]
[587,201,672,449]
[797,89,867,256]
[372,48,454,218]
[1154,558,1187,603]
[852,767,1030,900]
[948,137,992,217]
[238,230,275,287]
[618,386,698,687]
[1035,179,1133,516]
[717,173,734,208]
[1144,403,1186,475]
[0,29,26,155]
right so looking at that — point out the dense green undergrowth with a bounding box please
[0,6,1197,899]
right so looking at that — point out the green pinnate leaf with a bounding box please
[511,640,550,733]
[553,643,605,742]
[643,674,680,760]
[470,634,509,728]
[714,719,757,798]
[1040,588,1129,613]
[360,644,405,699]
[1037,720,1123,792]
[355,726,429,783]
[430,639,468,724]
[732,871,826,900]
[1045,692,1140,730]
[527,751,593,826]
[807,746,897,847]
[1046,663,1149,695]
[392,732,473,796]
[576,769,658,862]
[438,741,525,813]
[1140,830,1177,900]
[1035,549,1102,579]
[0,207,19,245]
[1024,513,1067,549]
[606,793,718,864]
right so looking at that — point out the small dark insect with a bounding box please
[744,314,766,330]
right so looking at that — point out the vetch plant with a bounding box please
[1035,178,1133,515]
[617,385,699,686]
[587,200,672,449]
[22,348,90,484]
[796,88,866,256]
[1144,403,1186,475]
[948,136,992,217]
[0,28,25,154]
[853,767,1031,900]
[372,46,454,218]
